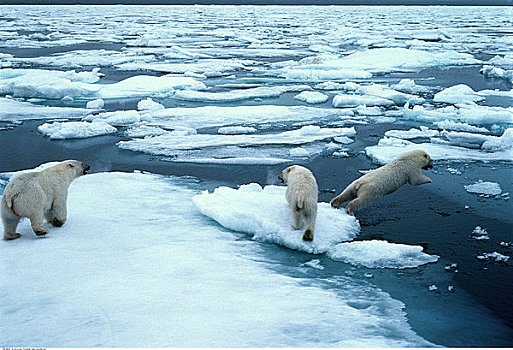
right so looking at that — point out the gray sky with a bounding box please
[3,0,513,5]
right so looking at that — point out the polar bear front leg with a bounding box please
[46,196,67,227]
[408,171,432,186]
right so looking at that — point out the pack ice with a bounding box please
[0,169,434,347]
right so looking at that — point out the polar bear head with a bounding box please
[50,160,91,180]
[397,150,433,170]
[278,165,296,184]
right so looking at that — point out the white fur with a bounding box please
[1,160,90,240]
[279,165,318,241]
[331,150,433,215]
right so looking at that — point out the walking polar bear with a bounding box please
[278,165,318,242]
[330,150,433,215]
[1,160,90,240]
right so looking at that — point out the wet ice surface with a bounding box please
[1,4,513,347]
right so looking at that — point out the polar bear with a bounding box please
[278,165,318,242]
[330,150,433,215]
[1,160,90,240]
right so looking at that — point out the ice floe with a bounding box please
[143,105,354,129]
[480,65,513,83]
[86,98,104,110]
[403,103,513,125]
[464,181,502,196]
[477,252,510,262]
[327,240,439,269]
[385,126,439,139]
[217,126,257,135]
[38,121,117,139]
[172,85,311,102]
[432,120,489,133]
[84,110,142,126]
[193,183,360,254]
[118,126,356,155]
[137,98,164,111]
[0,97,93,122]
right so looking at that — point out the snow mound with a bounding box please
[327,240,439,268]
[38,121,117,139]
[464,181,502,196]
[193,183,360,254]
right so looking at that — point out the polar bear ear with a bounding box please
[68,163,75,168]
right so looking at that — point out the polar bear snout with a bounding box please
[422,158,433,170]
[82,163,91,175]
[277,174,285,183]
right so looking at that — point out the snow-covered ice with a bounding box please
[332,94,394,108]
[0,169,434,347]
[218,126,257,135]
[38,121,117,139]
[193,183,360,254]
[0,97,93,122]
[327,240,439,269]
[385,126,439,139]
[173,85,311,102]
[433,84,485,104]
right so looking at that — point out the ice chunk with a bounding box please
[137,98,164,111]
[334,136,354,144]
[314,81,356,90]
[98,75,206,99]
[118,126,357,155]
[403,103,513,125]
[391,79,432,94]
[385,127,439,139]
[481,128,513,150]
[477,252,510,262]
[217,126,257,135]
[357,84,424,105]
[332,94,394,107]
[38,121,116,139]
[322,48,481,73]
[327,240,439,269]
[172,85,310,102]
[433,84,485,104]
[293,91,329,104]
[301,259,325,270]
[0,97,92,122]
[471,226,490,240]
[464,181,502,196]
[145,105,354,130]
[164,157,293,165]
[365,136,513,164]
[86,99,104,110]
[0,68,101,99]
[289,147,310,157]
[116,59,251,75]
[480,65,513,83]
[193,183,360,254]
[433,120,489,133]
[125,124,169,138]
[84,110,141,126]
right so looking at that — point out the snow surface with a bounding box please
[328,240,439,269]
[0,170,434,347]
[38,121,117,139]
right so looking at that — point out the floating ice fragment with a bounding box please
[86,99,104,110]
[332,94,394,108]
[433,120,489,133]
[433,84,485,104]
[301,259,325,270]
[477,252,510,262]
[327,240,439,269]
[137,98,164,111]
[84,110,141,126]
[218,126,257,135]
[38,121,116,139]
[385,127,439,139]
[293,91,329,104]
[0,97,93,122]
[173,85,311,102]
[428,285,438,291]
[289,147,310,157]
[464,181,502,196]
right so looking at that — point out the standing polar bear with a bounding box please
[330,150,433,215]
[278,165,318,242]
[1,160,90,240]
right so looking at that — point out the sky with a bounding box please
[3,0,513,5]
